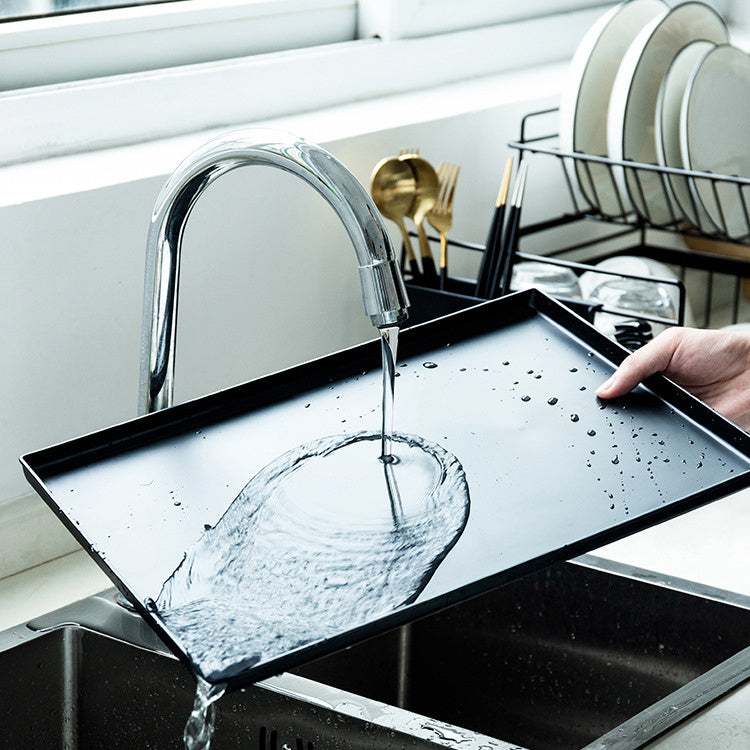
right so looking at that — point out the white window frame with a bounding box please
[0,1,624,93]
[1,0,620,90]
[0,0,738,150]
[359,0,614,41]
[0,0,358,89]
[0,0,636,166]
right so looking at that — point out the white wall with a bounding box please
[1,69,576,577]
[2,0,746,583]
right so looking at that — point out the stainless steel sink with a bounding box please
[2,557,749,749]
[0,619,471,750]
[294,556,750,749]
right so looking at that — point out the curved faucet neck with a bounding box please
[138,129,409,415]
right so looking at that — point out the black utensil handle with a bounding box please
[488,205,519,299]
[408,256,422,279]
[475,215,498,297]
[476,205,506,298]
[420,254,439,286]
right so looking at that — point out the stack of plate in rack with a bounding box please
[672,44,750,238]
[560,0,750,239]
[559,0,667,217]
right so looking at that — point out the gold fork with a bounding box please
[427,162,460,289]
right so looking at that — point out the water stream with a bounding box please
[380,326,398,462]
[380,326,404,523]
[182,677,226,750]
[167,325,469,748]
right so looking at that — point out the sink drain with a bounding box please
[258,726,314,750]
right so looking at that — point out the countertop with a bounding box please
[1,484,748,750]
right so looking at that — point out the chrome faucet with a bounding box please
[138,129,410,415]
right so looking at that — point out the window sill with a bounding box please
[0,5,607,166]
[0,60,567,207]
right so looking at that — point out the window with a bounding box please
[0,0,737,92]
[0,0,358,90]
[0,0,176,23]
[0,0,634,165]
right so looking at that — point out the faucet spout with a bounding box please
[138,129,410,415]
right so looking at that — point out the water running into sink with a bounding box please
[172,325,469,749]
[182,677,226,750]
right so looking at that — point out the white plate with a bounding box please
[655,40,716,233]
[682,44,750,239]
[559,0,666,217]
[607,2,728,226]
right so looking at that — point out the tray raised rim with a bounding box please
[20,290,750,689]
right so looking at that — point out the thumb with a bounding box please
[596,330,680,399]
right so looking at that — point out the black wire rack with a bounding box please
[403,108,750,343]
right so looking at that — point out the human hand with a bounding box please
[596,327,750,430]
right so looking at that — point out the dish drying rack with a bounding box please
[405,108,750,343]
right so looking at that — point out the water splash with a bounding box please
[156,430,470,683]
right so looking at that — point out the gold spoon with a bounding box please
[399,154,439,284]
[370,157,421,278]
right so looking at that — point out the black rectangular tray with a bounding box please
[21,290,750,691]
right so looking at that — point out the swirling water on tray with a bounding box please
[156,430,470,683]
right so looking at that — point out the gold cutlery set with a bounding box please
[370,150,460,289]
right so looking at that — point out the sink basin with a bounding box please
[294,557,750,749]
[0,621,462,749]
[2,558,749,749]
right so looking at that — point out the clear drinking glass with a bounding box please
[510,261,582,298]
[588,277,677,336]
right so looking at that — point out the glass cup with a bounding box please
[510,261,582,299]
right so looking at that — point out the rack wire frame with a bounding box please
[510,107,750,243]
[403,108,750,335]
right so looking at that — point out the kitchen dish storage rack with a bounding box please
[404,108,750,339]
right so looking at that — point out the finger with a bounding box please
[596,330,680,399]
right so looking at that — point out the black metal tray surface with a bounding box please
[21,290,750,691]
